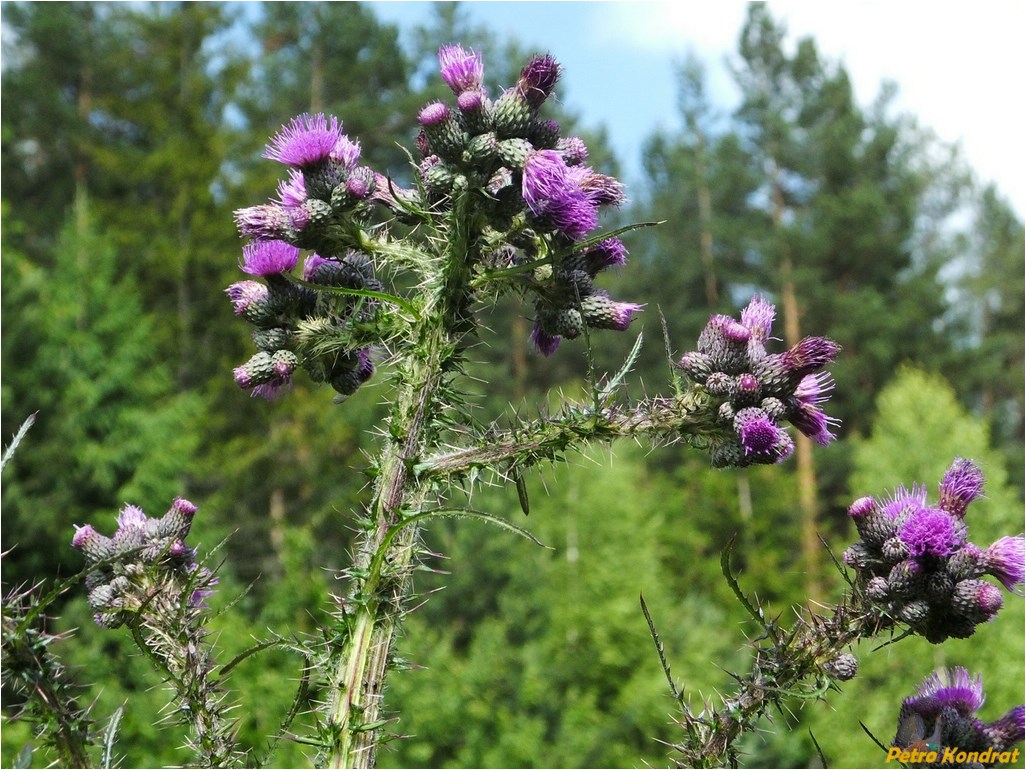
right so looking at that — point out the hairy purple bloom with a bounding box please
[523,150,598,239]
[898,507,965,559]
[740,294,776,344]
[116,504,149,533]
[783,336,842,376]
[982,535,1025,591]
[240,240,299,276]
[734,410,793,462]
[276,170,307,208]
[939,457,986,518]
[585,238,628,270]
[848,460,1021,643]
[457,88,485,113]
[263,113,345,168]
[790,372,838,445]
[907,668,986,720]
[302,254,332,281]
[438,44,484,94]
[572,167,627,207]
[530,323,562,356]
[879,484,929,520]
[226,281,268,316]
[517,53,561,108]
[330,135,362,171]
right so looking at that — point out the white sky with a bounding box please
[370,1,1026,217]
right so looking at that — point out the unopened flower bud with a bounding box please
[418,101,465,161]
[951,579,1003,623]
[529,118,561,149]
[823,653,858,681]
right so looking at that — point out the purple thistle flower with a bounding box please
[848,496,877,519]
[570,166,627,207]
[585,238,628,271]
[898,507,965,559]
[355,348,375,383]
[939,457,985,518]
[345,168,374,199]
[522,150,599,239]
[740,294,777,344]
[782,336,842,376]
[517,53,561,108]
[790,372,838,445]
[330,135,361,171]
[251,381,289,400]
[115,504,149,534]
[186,566,218,607]
[240,240,299,276]
[952,579,1004,622]
[226,281,268,316]
[302,254,332,281]
[276,170,308,208]
[879,484,929,520]
[457,88,486,113]
[263,113,345,168]
[982,535,1025,591]
[734,407,787,457]
[530,323,561,356]
[438,44,484,94]
[71,525,98,550]
[607,301,642,331]
[909,668,986,720]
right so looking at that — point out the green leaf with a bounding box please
[100,706,125,769]
[1,412,36,474]
[597,331,644,405]
[396,506,549,550]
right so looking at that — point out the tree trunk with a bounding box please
[770,161,822,601]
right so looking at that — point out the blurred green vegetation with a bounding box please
[2,2,1022,767]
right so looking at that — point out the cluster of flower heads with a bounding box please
[893,668,1024,763]
[229,114,387,400]
[227,241,378,399]
[72,499,216,629]
[844,459,1025,643]
[419,44,640,355]
[227,45,642,400]
[677,295,840,467]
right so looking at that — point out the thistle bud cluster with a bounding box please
[677,295,840,467]
[227,241,378,400]
[71,499,216,629]
[893,668,1024,762]
[229,114,388,400]
[844,459,1025,643]
[233,114,381,253]
[418,45,639,355]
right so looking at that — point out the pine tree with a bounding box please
[1,202,200,587]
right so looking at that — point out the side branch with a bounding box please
[414,390,717,480]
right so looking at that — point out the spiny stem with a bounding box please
[415,389,716,480]
[324,191,476,769]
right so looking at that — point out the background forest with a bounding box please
[1,3,1023,768]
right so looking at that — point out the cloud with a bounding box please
[587,0,1026,214]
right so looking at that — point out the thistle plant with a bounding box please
[656,459,1024,768]
[4,43,1021,770]
[890,668,1024,766]
[71,501,234,767]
